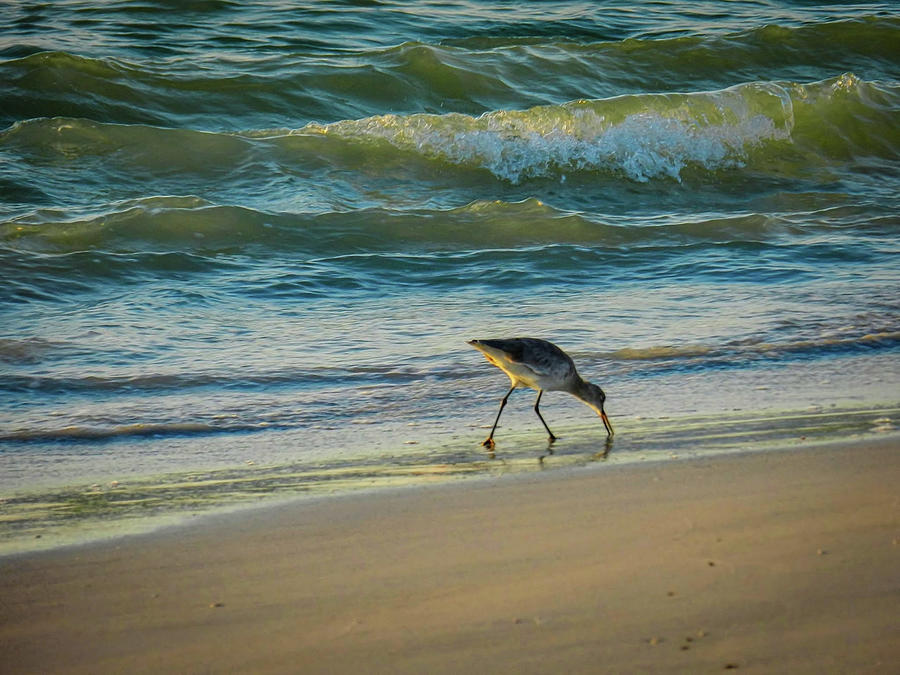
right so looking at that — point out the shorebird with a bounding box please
[468,337,613,449]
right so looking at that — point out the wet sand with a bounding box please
[2,438,898,674]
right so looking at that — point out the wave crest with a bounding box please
[300,80,794,182]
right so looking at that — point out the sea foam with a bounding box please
[303,81,794,182]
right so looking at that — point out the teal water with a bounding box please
[1,2,899,550]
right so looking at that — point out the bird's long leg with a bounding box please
[533,390,557,443]
[483,384,515,448]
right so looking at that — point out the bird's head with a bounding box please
[580,381,614,437]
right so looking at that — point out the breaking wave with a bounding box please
[300,80,797,183]
[3,75,896,192]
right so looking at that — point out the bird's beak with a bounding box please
[600,408,614,437]
[586,402,614,437]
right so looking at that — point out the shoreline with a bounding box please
[2,437,898,673]
[2,402,897,558]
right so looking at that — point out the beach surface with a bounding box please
[2,439,898,674]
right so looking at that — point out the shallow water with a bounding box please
[1,1,899,551]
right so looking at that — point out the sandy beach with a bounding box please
[2,438,898,674]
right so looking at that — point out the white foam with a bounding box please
[307,82,794,183]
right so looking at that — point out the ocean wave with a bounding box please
[3,16,897,129]
[0,421,251,443]
[0,47,504,129]
[0,196,591,255]
[0,50,329,129]
[0,337,61,364]
[0,360,431,394]
[2,194,894,264]
[297,80,794,183]
[600,331,900,374]
[295,74,899,182]
[4,75,894,191]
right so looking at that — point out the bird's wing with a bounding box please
[476,338,526,363]
[519,338,576,378]
[479,338,574,379]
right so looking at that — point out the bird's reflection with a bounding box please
[532,435,613,465]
